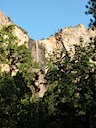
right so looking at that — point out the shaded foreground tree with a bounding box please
[85,0,96,27]
[43,37,96,128]
[0,25,40,127]
[0,72,32,127]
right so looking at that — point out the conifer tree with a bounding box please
[85,0,96,27]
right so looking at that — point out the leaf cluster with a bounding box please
[85,0,96,27]
[43,37,96,127]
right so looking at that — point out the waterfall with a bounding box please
[35,40,39,62]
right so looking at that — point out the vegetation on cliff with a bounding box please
[0,25,40,127]
[0,1,96,127]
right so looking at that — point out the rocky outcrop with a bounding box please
[0,10,29,75]
[0,10,13,29]
[29,25,96,97]
[38,24,96,56]
[0,10,29,47]
[0,10,96,97]
[28,24,96,74]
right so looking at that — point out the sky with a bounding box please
[0,0,92,40]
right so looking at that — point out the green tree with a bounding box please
[0,25,40,127]
[44,38,96,128]
[85,0,96,27]
[0,25,32,75]
[0,24,39,92]
[0,72,32,128]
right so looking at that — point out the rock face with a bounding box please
[38,24,96,56]
[1,10,95,69]
[0,10,29,75]
[0,10,29,47]
[28,24,96,97]
[0,10,96,97]
[29,24,96,73]
[0,10,13,29]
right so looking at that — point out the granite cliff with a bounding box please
[0,10,29,46]
[0,10,96,97]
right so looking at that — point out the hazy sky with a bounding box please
[0,0,91,40]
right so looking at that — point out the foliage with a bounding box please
[0,72,33,128]
[0,24,40,89]
[85,0,96,27]
[0,25,40,127]
[0,25,34,77]
[43,38,96,128]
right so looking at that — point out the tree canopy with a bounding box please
[85,0,96,27]
[43,37,96,128]
[0,25,40,127]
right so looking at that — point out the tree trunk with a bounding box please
[85,111,93,128]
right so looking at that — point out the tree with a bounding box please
[0,24,39,93]
[0,72,32,128]
[43,38,96,128]
[0,25,32,75]
[0,25,40,127]
[85,0,96,27]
